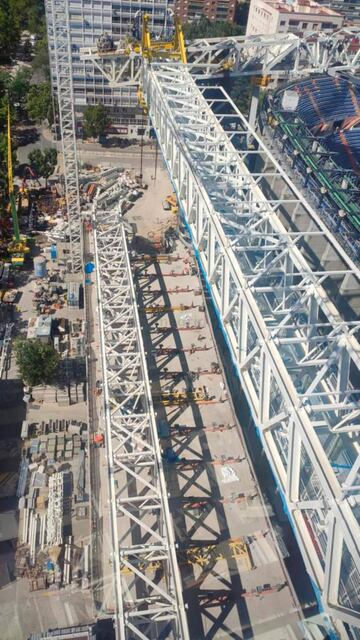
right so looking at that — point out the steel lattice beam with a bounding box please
[80,28,360,86]
[143,62,360,636]
[45,0,82,272]
[93,209,189,640]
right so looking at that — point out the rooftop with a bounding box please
[261,0,342,17]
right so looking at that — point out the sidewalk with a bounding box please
[41,125,157,155]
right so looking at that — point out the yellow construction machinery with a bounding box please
[163,193,178,215]
[6,107,29,267]
[133,14,186,114]
[127,14,187,63]
[153,386,209,405]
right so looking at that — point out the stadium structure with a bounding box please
[265,73,360,262]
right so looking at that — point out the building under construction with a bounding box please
[23,6,360,640]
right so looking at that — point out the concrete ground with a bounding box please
[125,165,305,639]
[0,233,91,637]
[0,577,93,640]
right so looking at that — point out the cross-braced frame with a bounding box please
[45,0,82,273]
[144,62,360,636]
[93,210,189,640]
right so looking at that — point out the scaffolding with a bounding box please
[44,0,82,273]
[93,210,189,640]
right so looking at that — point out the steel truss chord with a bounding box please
[93,209,189,640]
[144,62,360,635]
[45,0,82,273]
[80,28,360,87]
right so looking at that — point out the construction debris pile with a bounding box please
[15,419,90,592]
[84,166,144,207]
[32,280,67,314]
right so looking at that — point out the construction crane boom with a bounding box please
[7,107,20,243]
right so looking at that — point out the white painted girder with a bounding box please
[45,0,82,273]
[80,28,360,87]
[187,28,360,78]
[93,209,189,640]
[143,62,360,634]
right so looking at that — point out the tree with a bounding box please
[26,82,53,124]
[0,0,21,64]
[9,68,32,117]
[228,78,253,116]
[22,38,33,62]
[27,4,45,35]
[31,35,49,78]
[14,339,60,387]
[28,148,57,186]
[183,17,244,40]
[83,104,110,139]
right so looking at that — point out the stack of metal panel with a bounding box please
[47,436,56,464]
[30,439,40,457]
[64,437,73,460]
[56,435,65,460]
[73,434,81,457]
[46,472,63,546]
[67,282,81,308]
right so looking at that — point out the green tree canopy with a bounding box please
[22,38,33,62]
[26,1,45,35]
[228,77,253,116]
[14,338,60,387]
[83,104,110,139]
[183,17,244,40]
[26,82,53,123]
[28,148,57,186]
[9,68,32,115]
[32,35,49,77]
[0,0,21,64]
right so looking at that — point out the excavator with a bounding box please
[6,107,29,267]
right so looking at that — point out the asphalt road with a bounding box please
[16,126,159,172]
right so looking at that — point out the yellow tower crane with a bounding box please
[7,107,29,267]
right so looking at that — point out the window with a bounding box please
[280,20,285,26]
[289,20,299,26]
[302,22,308,28]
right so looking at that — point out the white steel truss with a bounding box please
[143,62,360,636]
[45,0,82,273]
[93,210,189,640]
[186,28,360,78]
[80,28,360,86]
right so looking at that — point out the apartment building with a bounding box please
[175,0,236,23]
[246,0,343,37]
[46,1,173,133]
[318,0,360,25]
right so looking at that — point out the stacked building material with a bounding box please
[46,472,63,546]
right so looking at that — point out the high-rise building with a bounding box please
[175,0,236,24]
[246,0,343,37]
[45,1,173,134]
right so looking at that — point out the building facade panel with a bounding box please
[246,0,344,36]
[175,0,236,24]
[46,0,173,128]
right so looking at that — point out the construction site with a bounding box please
[0,5,360,640]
